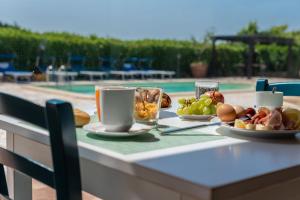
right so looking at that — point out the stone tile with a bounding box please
[33,180,101,200]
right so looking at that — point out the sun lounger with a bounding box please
[4,71,33,82]
[0,55,33,82]
[110,70,134,80]
[46,70,78,82]
[80,70,109,81]
[144,70,176,79]
[153,70,176,79]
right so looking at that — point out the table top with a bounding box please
[1,105,300,199]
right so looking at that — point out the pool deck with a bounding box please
[1,77,300,111]
[1,77,300,200]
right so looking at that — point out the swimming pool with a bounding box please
[43,81,252,94]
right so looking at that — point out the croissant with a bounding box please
[161,93,172,108]
[73,109,90,127]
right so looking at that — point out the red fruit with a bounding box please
[245,108,256,117]
[205,91,225,105]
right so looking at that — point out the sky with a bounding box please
[1,0,300,40]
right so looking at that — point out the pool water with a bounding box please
[43,81,252,94]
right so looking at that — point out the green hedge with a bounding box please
[0,27,298,77]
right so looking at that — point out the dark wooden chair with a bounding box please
[0,93,82,200]
[256,78,300,96]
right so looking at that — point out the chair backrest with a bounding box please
[99,57,115,71]
[256,78,300,96]
[139,57,153,70]
[0,62,14,72]
[0,54,16,72]
[0,93,82,200]
[36,56,56,72]
[68,55,85,72]
[123,57,139,71]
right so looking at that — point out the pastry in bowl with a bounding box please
[135,88,162,123]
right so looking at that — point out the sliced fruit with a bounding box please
[245,124,255,130]
[282,108,300,129]
[234,119,246,129]
[256,124,272,131]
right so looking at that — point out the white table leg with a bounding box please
[6,133,32,200]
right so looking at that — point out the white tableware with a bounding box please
[96,86,136,132]
[220,124,299,138]
[134,87,163,123]
[255,91,283,109]
[179,114,216,121]
[83,122,151,137]
[195,80,219,99]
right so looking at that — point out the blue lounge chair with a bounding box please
[110,57,138,79]
[79,56,111,80]
[45,55,81,82]
[256,79,300,96]
[35,55,56,72]
[140,57,176,79]
[121,57,143,79]
[68,55,85,73]
[0,54,32,82]
[99,56,116,72]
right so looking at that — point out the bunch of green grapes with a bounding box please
[176,95,217,115]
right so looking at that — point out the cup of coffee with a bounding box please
[95,86,136,132]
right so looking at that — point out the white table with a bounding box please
[1,111,300,200]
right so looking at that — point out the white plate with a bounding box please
[179,114,216,120]
[83,122,152,137]
[221,124,300,138]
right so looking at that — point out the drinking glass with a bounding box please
[134,87,162,124]
[195,81,219,99]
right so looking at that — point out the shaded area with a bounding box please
[210,35,294,79]
[77,126,225,155]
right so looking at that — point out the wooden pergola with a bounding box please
[209,35,294,79]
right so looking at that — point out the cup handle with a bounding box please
[95,89,101,121]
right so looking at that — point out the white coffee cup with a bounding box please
[255,91,283,109]
[99,87,136,132]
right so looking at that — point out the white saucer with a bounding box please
[83,122,152,137]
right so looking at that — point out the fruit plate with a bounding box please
[179,114,216,121]
[220,124,300,138]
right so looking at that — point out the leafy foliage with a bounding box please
[0,21,299,76]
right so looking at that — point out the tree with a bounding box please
[261,25,288,37]
[238,21,259,35]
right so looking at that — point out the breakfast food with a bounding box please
[135,88,161,122]
[204,91,224,105]
[73,109,91,127]
[176,92,225,116]
[282,108,300,130]
[220,104,300,131]
[161,93,172,108]
[217,104,237,122]
[233,105,245,117]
